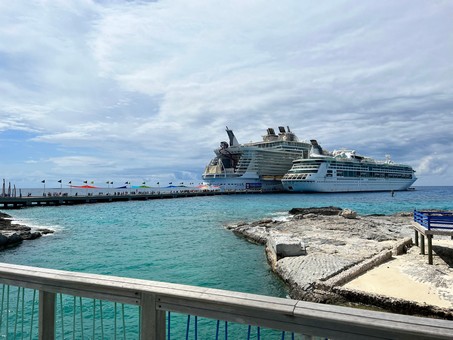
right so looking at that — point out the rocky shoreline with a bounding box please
[0,212,54,250]
[227,207,453,319]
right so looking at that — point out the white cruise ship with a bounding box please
[282,140,417,192]
[202,126,312,191]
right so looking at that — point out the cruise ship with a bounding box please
[202,126,312,191]
[282,140,417,192]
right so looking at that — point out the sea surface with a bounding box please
[1,186,453,297]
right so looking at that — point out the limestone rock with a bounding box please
[340,209,357,219]
[268,233,305,258]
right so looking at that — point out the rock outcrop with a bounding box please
[0,212,54,249]
[227,207,453,317]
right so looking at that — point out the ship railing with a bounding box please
[414,210,453,230]
[0,262,452,339]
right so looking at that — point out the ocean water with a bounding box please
[1,186,453,298]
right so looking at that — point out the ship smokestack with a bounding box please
[225,126,239,146]
[310,139,323,155]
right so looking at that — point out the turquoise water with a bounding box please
[1,186,453,298]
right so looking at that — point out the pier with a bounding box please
[0,190,271,209]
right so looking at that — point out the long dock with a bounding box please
[0,190,270,209]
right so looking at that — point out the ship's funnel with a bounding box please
[267,128,276,136]
[310,139,323,155]
[225,126,239,146]
[278,126,286,133]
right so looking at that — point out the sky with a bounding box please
[0,0,452,188]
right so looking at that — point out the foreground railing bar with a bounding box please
[1,263,453,339]
[157,300,379,340]
[292,302,453,340]
[0,276,140,306]
[295,300,453,331]
[158,296,453,340]
[0,264,143,305]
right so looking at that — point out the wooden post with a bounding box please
[420,235,425,255]
[39,291,56,340]
[414,230,419,246]
[140,293,166,340]
[427,235,433,265]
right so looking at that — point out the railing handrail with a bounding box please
[414,210,453,230]
[0,262,452,339]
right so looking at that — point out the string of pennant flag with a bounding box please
[38,180,197,187]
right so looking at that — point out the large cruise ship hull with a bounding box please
[282,178,416,193]
[204,176,284,191]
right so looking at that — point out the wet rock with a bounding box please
[7,233,23,246]
[36,228,54,235]
[0,211,54,250]
[289,207,342,216]
[21,232,42,240]
[0,234,8,247]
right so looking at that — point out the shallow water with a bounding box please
[1,186,452,298]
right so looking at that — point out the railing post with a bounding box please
[140,293,166,340]
[39,291,55,340]
[427,235,433,265]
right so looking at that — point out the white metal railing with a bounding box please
[0,262,452,339]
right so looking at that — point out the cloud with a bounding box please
[418,155,448,176]
[0,0,452,186]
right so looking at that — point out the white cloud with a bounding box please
[0,0,452,186]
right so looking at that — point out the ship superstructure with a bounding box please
[202,126,311,191]
[282,140,417,192]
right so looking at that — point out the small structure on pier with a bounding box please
[412,210,453,264]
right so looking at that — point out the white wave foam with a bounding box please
[268,211,290,222]
[10,219,63,233]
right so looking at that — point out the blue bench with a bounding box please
[413,210,453,264]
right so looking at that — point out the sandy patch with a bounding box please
[344,254,453,308]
